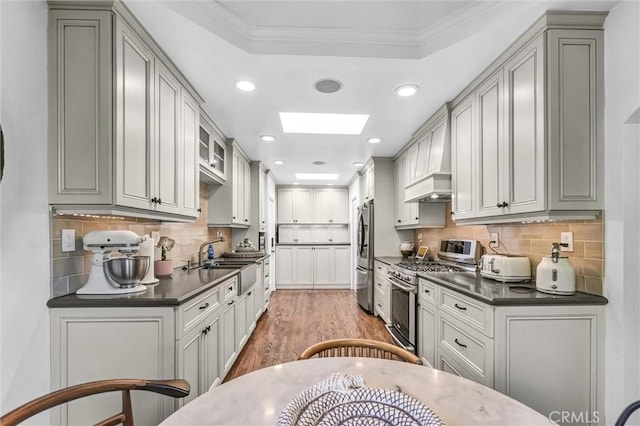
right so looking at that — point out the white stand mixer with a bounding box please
[77,230,148,295]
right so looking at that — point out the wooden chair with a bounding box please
[0,378,190,426]
[298,338,421,364]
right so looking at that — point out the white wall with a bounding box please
[604,1,640,423]
[0,0,51,421]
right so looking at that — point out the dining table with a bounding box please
[161,357,553,425]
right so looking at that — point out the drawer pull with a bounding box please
[424,289,430,294]
[199,303,210,310]
[454,303,467,311]
[228,286,233,291]
[227,300,235,306]
[454,338,467,348]
[377,303,382,308]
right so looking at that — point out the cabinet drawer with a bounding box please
[222,276,238,300]
[418,278,436,306]
[438,313,493,387]
[180,287,220,336]
[374,261,388,276]
[374,274,387,296]
[439,287,494,337]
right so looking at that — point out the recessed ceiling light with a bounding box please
[395,85,419,97]
[280,112,369,135]
[352,162,364,167]
[236,80,256,92]
[261,135,275,142]
[314,79,343,94]
[367,137,382,144]
[274,160,285,165]
[295,173,339,180]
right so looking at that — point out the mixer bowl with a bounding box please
[104,256,150,288]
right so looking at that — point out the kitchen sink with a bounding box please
[200,261,258,295]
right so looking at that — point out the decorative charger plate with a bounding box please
[277,373,444,426]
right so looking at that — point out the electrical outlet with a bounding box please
[61,229,76,252]
[560,231,574,252]
[418,233,423,243]
[151,231,160,242]
[490,232,499,248]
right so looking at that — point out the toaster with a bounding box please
[480,254,531,283]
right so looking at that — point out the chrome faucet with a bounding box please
[198,237,225,267]
[551,242,560,263]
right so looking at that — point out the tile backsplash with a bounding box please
[49,183,232,297]
[413,204,604,295]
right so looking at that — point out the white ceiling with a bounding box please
[126,0,617,186]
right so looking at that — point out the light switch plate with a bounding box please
[560,231,574,252]
[61,229,75,252]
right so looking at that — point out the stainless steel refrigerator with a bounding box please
[356,199,374,313]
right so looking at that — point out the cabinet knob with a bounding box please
[415,217,419,220]
[496,203,502,208]
[210,163,215,167]
[151,197,157,204]
[244,219,248,222]
[233,216,236,219]
[157,198,162,204]
[197,208,202,212]
[501,202,509,208]
[397,220,401,223]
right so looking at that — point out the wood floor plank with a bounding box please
[224,289,391,382]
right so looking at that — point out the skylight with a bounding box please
[295,173,340,180]
[280,112,369,135]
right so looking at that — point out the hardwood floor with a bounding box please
[224,289,391,382]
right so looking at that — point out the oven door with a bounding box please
[385,277,416,353]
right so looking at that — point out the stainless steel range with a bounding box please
[385,239,481,353]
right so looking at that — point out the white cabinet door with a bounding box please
[277,188,295,223]
[155,62,181,215]
[313,246,332,284]
[313,225,331,243]
[232,152,241,224]
[181,89,200,215]
[418,303,437,368]
[426,120,447,176]
[222,300,236,374]
[451,96,475,220]
[115,20,155,210]
[203,310,221,391]
[296,225,314,243]
[278,225,295,243]
[330,225,349,243]
[402,153,419,225]
[177,323,204,405]
[275,246,295,285]
[504,35,545,214]
[246,285,257,333]
[243,156,252,223]
[235,292,248,350]
[294,188,314,223]
[295,246,314,285]
[331,189,349,223]
[313,189,332,223]
[394,157,404,226]
[475,70,504,218]
[333,246,351,285]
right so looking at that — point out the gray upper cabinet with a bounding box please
[48,1,203,221]
[199,111,227,185]
[207,141,251,227]
[451,11,605,225]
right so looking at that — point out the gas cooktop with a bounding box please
[395,261,463,273]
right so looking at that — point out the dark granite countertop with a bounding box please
[47,256,270,308]
[418,271,608,306]
[374,256,607,306]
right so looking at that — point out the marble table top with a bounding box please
[161,358,553,425]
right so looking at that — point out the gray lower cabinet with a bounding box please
[451,12,605,224]
[48,2,202,221]
[50,275,265,425]
[417,278,603,425]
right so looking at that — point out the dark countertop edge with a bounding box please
[276,243,351,246]
[46,262,261,308]
[218,254,270,262]
[419,273,609,306]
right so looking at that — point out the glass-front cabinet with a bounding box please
[199,110,226,184]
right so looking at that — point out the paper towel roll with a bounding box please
[139,235,159,284]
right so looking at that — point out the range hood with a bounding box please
[404,104,452,203]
